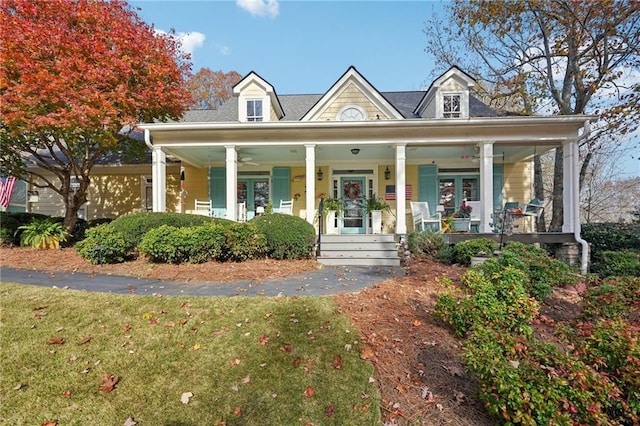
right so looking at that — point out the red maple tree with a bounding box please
[0,0,192,232]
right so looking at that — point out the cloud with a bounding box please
[155,29,206,56]
[236,0,279,18]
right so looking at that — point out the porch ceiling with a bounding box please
[140,116,592,168]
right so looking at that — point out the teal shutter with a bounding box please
[418,164,438,213]
[209,167,226,208]
[493,165,504,210]
[271,167,290,206]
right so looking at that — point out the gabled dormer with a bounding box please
[233,71,284,122]
[301,66,403,121]
[415,66,476,119]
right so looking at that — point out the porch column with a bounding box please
[304,144,316,225]
[395,144,407,234]
[562,139,579,233]
[151,146,166,212]
[478,142,494,232]
[225,145,237,221]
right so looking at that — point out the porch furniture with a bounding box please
[411,201,442,232]
[237,202,247,222]
[465,200,482,232]
[194,199,212,216]
[523,198,544,219]
[275,199,294,215]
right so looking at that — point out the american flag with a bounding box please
[0,176,17,208]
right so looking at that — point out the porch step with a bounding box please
[317,234,401,267]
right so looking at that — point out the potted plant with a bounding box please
[450,200,472,232]
[322,198,343,234]
[17,218,69,249]
[365,194,390,234]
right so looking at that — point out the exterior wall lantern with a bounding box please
[384,166,391,180]
[317,167,323,181]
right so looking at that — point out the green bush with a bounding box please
[138,224,226,264]
[591,250,640,278]
[221,222,267,262]
[582,276,640,321]
[251,213,316,259]
[109,212,226,247]
[434,267,539,337]
[75,224,133,264]
[453,238,499,266]
[582,222,640,260]
[0,212,50,245]
[18,218,69,248]
[407,231,445,258]
[476,241,577,301]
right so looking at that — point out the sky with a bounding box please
[129,0,446,94]
[129,0,638,178]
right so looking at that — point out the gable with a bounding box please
[302,66,403,121]
[233,71,284,121]
[415,66,476,118]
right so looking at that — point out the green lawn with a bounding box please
[0,283,380,425]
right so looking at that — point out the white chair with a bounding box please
[410,201,442,232]
[465,200,482,232]
[277,199,294,215]
[194,199,212,216]
[237,202,247,222]
[523,198,544,219]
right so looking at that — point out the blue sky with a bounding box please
[129,0,446,94]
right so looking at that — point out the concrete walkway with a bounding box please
[1,264,405,297]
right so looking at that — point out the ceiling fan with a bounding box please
[237,150,259,166]
[461,147,504,163]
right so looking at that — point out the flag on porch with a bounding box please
[0,176,17,208]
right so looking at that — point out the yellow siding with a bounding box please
[317,83,387,120]
[289,166,307,216]
[502,161,533,204]
[182,165,210,214]
[243,81,266,97]
[442,79,463,91]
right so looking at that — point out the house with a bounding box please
[20,65,593,270]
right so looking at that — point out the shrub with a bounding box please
[434,267,539,337]
[591,250,640,278]
[17,218,69,249]
[0,212,49,245]
[582,276,640,321]
[221,222,267,262]
[251,213,316,259]
[453,238,499,266]
[75,224,133,264]
[407,231,445,259]
[138,224,226,264]
[582,222,640,260]
[109,212,225,247]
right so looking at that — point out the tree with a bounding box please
[0,0,192,233]
[187,68,242,110]
[424,0,640,230]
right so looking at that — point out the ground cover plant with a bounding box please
[0,284,380,425]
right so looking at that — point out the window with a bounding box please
[443,94,461,118]
[246,99,263,122]
[439,175,479,216]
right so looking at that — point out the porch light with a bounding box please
[317,167,323,181]
[351,148,360,155]
[384,166,391,180]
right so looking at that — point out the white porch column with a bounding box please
[562,140,579,233]
[225,145,237,221]
[395,144,407,234]
[304,144,316,225]
[151,146,166,212]
[478,142,494,232]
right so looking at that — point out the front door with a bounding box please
[340,177,366,234]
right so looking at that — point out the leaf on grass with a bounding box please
[62,390,71,398]
[325,405,335,416]
[333,354,342,370]
[193,343,201,351]
[99,374,119,393]
[180,301,190,309]
[123,417,138,426]
[180,392,193,404]
[179,318,188,326]
[13,383,24,390]
[281,343,292,353]
[122,324,132,332]
[41,421,57,426]
[304,386,314,398]
[259,335,269,345]
[48,337,64,345]
[293,356,301,367]
[79,336,92,345]
[241,375,250,384]
[233,406,241,416]
[230,358,241,366]
[149,317,158,325]
[304,359,314,374]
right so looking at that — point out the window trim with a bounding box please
[246,99,264,122]
[442,93,462,119]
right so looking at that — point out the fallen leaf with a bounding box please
[180,392,193,404]
[63,390,71,398]
[281,343,292,353]
[360,346,375,360]
[193,343,201,351]
[241,375,250,384]
[325,405,335,416]
[13,383,24,390]
[180,301,191,308]
[99,374,119,393]
[304,386,314,398]
[149,317,158,325]
[122,324,132,332]
[293,356,301,367]
[412,319,422,327]
[333,354,342,369]
[179,318,188,326]
[230,358,241,366]
[259,335,269,345]
[48,337,64,345]
[41,421,57,426]
[79,336,92,345]
[233,406,241,416]
[123,417,138,426]
[304,359,314,374]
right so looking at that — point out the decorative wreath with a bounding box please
[343,181,361,199]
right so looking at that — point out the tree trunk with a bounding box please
[550,147,564,231]
[533,154,546,232]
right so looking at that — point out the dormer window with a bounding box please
[443,94,461,118]
[246,99,263,122]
